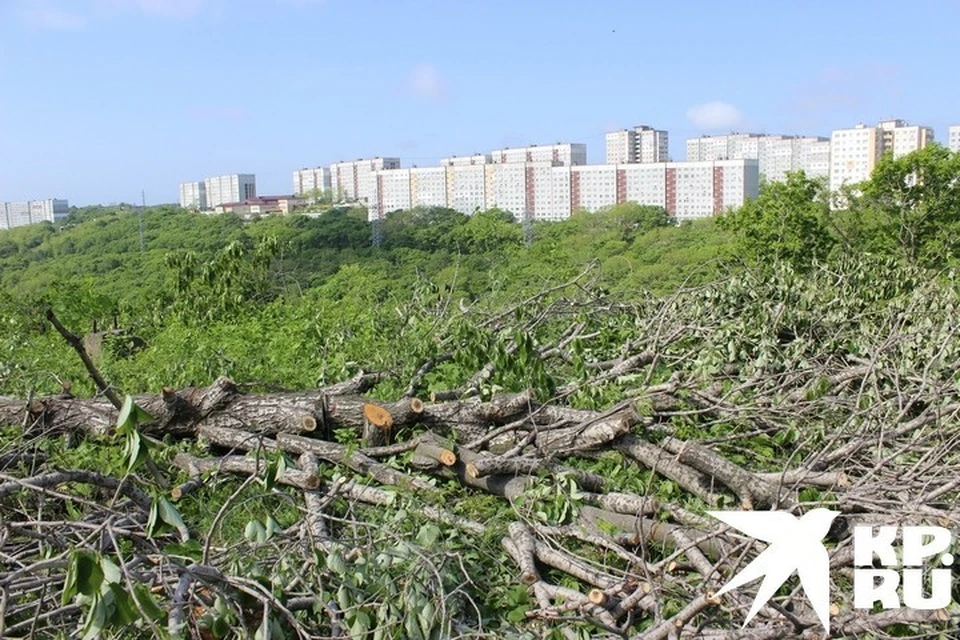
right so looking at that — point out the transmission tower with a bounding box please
[523,208,534,248]
[370,201,383,248]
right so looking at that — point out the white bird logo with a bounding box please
[708,508,840,633]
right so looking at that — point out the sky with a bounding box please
[1,0,959,205]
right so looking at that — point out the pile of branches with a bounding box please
[2,259,960,638]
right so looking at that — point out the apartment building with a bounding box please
[179,181,207,210]
[410,167,448,208]
[798,139,831,180]
[605,130,634,165]
[605,126,669,164]
[484,162,530,214]
[879,119,935,158]
[204,174,256,209]
[441,154,492,167]
[330,157,400,204]
[374,169,412,214]
[0,199,69,229]
[687,133,828,182]
[950,125,960,153]
[292,167,332,196]
[829,119,936,194]
[829,124,882,193]
[446,163,487,214]
[213,196,307,217]
[490,143,586,166]
[368,158,757,223]
[571,165,618,213]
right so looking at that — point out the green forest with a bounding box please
[1,145,960,639]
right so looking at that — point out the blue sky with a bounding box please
[1,0,958,205]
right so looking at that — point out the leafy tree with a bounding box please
[859,144,960,266]
[719,171,834,269]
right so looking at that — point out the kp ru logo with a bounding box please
[709,509,955,634]
[854,525,954,611]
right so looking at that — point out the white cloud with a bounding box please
[686,101,744,130]
[404,64,447,102]
[21,5,87,30]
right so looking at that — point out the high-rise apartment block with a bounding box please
[0,199,69,230]
[371,159,758,223]
[179,181,207,210]
[950,125,960,153]
[828,119,934,194]
[330,157,401,204]
[204,174,256,209]
[829,124,882,193]
[293,167,332,197]
[605,126,669,164]
[879,119,935,159]
[686,133,829,182]
[489,143,586,166]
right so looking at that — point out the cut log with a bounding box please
[578,505,724,561]
[411,434,457,468]
[298,453,329,543]
[508,523,540,585]
[171,452,321,491]
[277,433,435,492]
[361,403,392,448]
[615,435,723,507]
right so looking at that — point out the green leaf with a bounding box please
[132,583,165,621]
[116,395,135,431]
[100,556,121,585]
[80,596,107,640]
[244,520,266,543]
[75,550,104,597]
[326,548,347,576]
[211,615,231,638]
[415,524,441,547]
[350,610,371,638]
[265,515,281,539]
[105,583,138,626]
[506,606,528,623]
[158,497,188,539]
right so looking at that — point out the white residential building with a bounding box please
[686,133,828,182]
[572,165,618,213]
[179,181,207,210]
[829,124,882,193]
[204,174,256,208]
[621,163,667,206]
[556,159,757,221]
[950,125,960,153]
[490,143,586,166]
[441,154,492,167]
[1,199,69,229]
[605,125,669,164]
[410,167,448,208]
[446,164,488,214]
[367,158,758,223]
[829,119,936,195]
[879,119,935,158]
[799,139,831,180]
[330,157,400,205]
[605,130,635,164]
[547,167,572,222]
[375,168,412,214]
[292,167,332,196]
[484,162,530,215]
